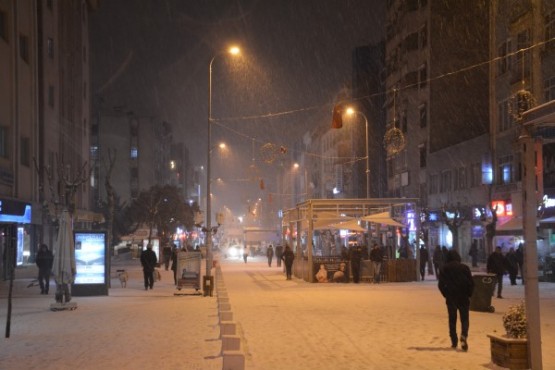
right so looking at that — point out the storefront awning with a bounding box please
[360,212,404,227]
[327,220,367,232]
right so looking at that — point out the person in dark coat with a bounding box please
[266,244,274,267]
[468,240,479,267]
[350,245,363,283]
[487,246,507,298]
[275,245,283,267]
[515,243,524,284]
[140,244,158,290]
[281,245,295,280]
[438,249,474,351]
[35,243,54,294]
[369,243,384,283]
[419,246,429,280]
[505,247,519,286]
[162,244,172,271]
[432,245,443,279]
[170,246,178,285]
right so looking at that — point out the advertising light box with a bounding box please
[72,231,108,296]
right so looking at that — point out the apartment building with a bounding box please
[0,0,98,276]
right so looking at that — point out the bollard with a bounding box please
[223,350,245,370]
[220,311,233,322]
[220,321,237,336]
[219,302,231,311]
[221,335,241,352]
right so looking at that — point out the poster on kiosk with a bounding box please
[72,231,108,296]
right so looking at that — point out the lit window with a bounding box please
[130,147,138,159]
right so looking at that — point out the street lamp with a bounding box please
[345,107,370,199]
[206,46,240,283]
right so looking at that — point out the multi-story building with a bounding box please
[385,0,491,255]
[0,0,98,276]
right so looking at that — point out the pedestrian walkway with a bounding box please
[2,255,555,369]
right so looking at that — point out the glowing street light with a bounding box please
[205,45,241,284]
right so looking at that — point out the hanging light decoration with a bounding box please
[383,89,406,156]
[509,89,536,122]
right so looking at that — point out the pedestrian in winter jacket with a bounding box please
[141,244,158,290]
[432,246,443,279]
[266,245,274,267]
[35,244,54,295]
[438,249,474,351]
[487,246,508,298]
[281,245,295,280]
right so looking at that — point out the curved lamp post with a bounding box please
[206,46,240,281]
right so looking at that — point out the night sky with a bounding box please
[90,0,385,214]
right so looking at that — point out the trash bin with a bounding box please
[470,273,497,312]
[202,275,214,297]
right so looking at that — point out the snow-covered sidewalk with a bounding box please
[2,256,555,369]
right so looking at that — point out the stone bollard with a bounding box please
[220,321,237,336]
[221,335,241,352]
[220,311,233,322]
[223,350,245,370]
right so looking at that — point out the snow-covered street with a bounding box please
[2,256,555,369]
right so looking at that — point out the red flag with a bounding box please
[331,104,343,129]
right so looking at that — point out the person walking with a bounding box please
[170,246,178,285]
[515,243,524,284]
[369,243,383,284]
[242,246,249,263]
[281,245,295,280]
[506,247,519,286]
[266,244,274,267]
[438,249,474,351]
[468,240,479,268]
[275,245,283,267]
[419,245,429,280]
[35,243,54,295]
[162,244,172,271]
[350,245,362,283]
[140,244,158,290]
[487,246,508,298]
[433,245,443,279]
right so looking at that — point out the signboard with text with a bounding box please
[72,231,108,296]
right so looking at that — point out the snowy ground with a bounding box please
[1,255,554,370]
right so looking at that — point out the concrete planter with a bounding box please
[487,334,529,370]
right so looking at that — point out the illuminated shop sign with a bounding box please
[491,201,512,217]
[0,199,31,223]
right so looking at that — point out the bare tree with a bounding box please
[102,149,117,256]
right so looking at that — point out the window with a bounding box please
[0,10,7,42]
[20,137,30,167]
[419,144,426,168]
[454,167,467,190]
[546,10,555,49]
[544,75,555,102]
[47,37,54,58]
[90,145,99,159]
[419,103,427,128]
[429,173,438,194]
[515,29,531,80]
[497,39,512,75]
[0,126,8,158]
[404,32,418,51]
[440,170,452,193]
[130,146,138,159]
[470,162,481,187]
[419,23,427,49]
[498,155,514,184]
[401,110,407,133]
[48,85,54,107]
[19,34,29,63]
[498,99,513,132]
[418,63,427,89]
